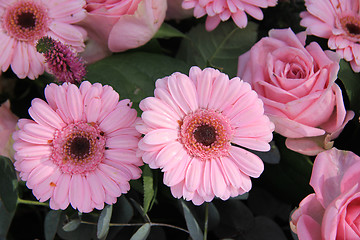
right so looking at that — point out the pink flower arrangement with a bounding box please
[291,148,360,239]
[238,28,354,156]
[0,0,87,79]
[0,100,18,159]
[300,0,360,72]
[79,0,167,63]
[12,81,142,213]
[136,66,274,205]
[182,0,278,31]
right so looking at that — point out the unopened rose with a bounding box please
[79,0,167,63]
[291,148,360,239]
[238,28,354,156]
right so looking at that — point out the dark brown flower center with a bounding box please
[193,125,217,146]
[346,23,360,35]
[340,16,360,39]
[69,136,90,159]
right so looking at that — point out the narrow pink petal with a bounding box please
[185,158,204,192]
[156,141,185,169]
[196,68,213,108]
[220,157,243,189]
[95,168,121,197]
[18,131,49,144]
[163,154,191,186]
[0,34,15,72]
[205,15,221,31]
[229,146,264,178]
[105,149,141,165]
[33,168,61,202]
[17,145,52,158]
[232,10,247,28]
[29,99,65,129]
[11,41,29,79]
[142,110,178,129]
[98,85,120,121]
[98,163,130,183]
[53,173,71,209]
[78,177,92,213]
[208,73,230,110]
[69,174,84,210]
[26,161,56,188]
[85,97,101,123]
[106,135,139,150]
[168,73,198,113]
[22,120,56,140]
[231,137,272,152]
[67,84,84,122]
[142,129,178,145]
[210,158,227,197]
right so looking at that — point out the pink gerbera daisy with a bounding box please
[182,0,278,31]
[300,0,360,72]
[12,81,142,213]
[136,66,274,205]
[0,0,87,79]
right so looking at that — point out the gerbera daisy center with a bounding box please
[180,109,233,160]
[51,122,106,174]
[193,125,217,146]
[69,136,91,159]
[340,16,360,39]
[2,1,49,42]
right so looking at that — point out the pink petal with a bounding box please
[69,174,84,210]
[53,173,71,209]
[185,158,204,192]
[142,129,178,145]
[228,146,264,178]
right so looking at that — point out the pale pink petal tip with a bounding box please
[13,81,141,212]
[183,0,278,30]
[138,66,274,205]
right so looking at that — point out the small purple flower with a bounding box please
[37,36,86,84]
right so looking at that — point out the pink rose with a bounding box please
[291,148,360,239]
[238,28,354,156]
[166,0,192,20]
[0,100,18,159]
[79,0,167,63]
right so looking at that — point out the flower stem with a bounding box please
[17,198,49,207]
[203,202,209,240]
[80,220,189,234]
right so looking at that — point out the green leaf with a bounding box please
[97,204,113,239]
[177,21,258,78]
[338,59,360,113]
[0,156,18,213]
[0,200,15,239]
[143,165,155,214]
[62,219,81,232]
[86,52,191,108]
[44,210,61,240]
[181,200,203,240]
[154,23,187,39]
[130,223,151,240]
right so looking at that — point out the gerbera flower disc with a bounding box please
[300,0,360,72]
[182,0,278,31]
[0,0,86,79]
[136,66,274,205]
[12,81,142,213]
